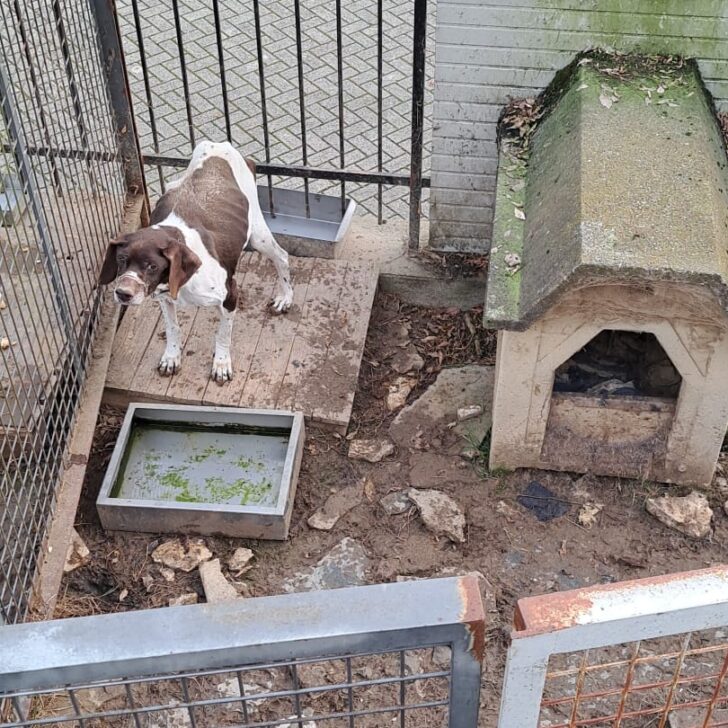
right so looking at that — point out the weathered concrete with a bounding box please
[486,61,728,329]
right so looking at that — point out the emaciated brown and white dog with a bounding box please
[100,141,293,384]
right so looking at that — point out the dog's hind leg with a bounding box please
[248,223,293,314]
[158,296,182,375]
[211,280,237,383]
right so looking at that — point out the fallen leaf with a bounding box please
[0,337,10,350]
[577,502,604,528]
[363,478,376,502]
[657,84,665,95]
[514,207,525,220]
[576,83,589,91]
[599,93,613,109]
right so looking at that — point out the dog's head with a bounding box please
[100,226,202,305]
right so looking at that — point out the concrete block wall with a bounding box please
[429,1,728,252]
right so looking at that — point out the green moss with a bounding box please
[189,444,228,463]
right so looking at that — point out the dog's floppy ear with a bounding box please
[245,157,256,177]
[162,238,202,299]
[99,236,127,285]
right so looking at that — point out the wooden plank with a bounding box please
[312,262,378,429]
[276,259,348,416]
[105,300,161,401]
[238,257,314,410]
[202,252,277,406]
[130,305,196,403]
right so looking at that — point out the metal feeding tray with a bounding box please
[258,185,356,258]
[97,404,304,540]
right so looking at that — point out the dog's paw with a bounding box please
[158,351,181,376]
[271,291,293,314]
[211,355,233,384]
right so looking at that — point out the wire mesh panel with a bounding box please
[0,576,485,728]
[0,0,127,624]
[498,566,728,728]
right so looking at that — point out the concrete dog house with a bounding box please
[484,56,728,486]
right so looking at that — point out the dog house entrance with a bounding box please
[542,330,682,477]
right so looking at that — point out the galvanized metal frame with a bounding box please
[96,403,305,539]
[497,566,728,727]
[0,576,485,728]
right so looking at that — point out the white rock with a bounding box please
[386,377,415,411]
[159,567,176,582]
[308,482,363,531]
[457,405,483,422]
[64,528,90,573]
[380,491,412,515]
[199,559,240,603]
[645,491,713,539]
[215,678,269,713]
[228,547,254,573]
[152,538,212,572]
[146,707,192,728]
[407,489,466,543]
[142,574,154,592]
[168,593,198,606]
[348,438,394,463]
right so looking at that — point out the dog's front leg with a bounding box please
[211,284,236,383]
[158,296,182,375]
[250,227,293,313]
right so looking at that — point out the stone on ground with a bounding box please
[199,558,240,603]
[146,708,192,728]
[386,376,416,411]
[152,538,213,572]
[64,528,90,573]
[308,482,363,531]
[168,593,198,606]
[645,491,713,539]
[228,547,255,573]
[347,438,394,463]
[283,538,369,593]
[669,708,728,727]
[407,489,466,543]
[389,365,494,449]
[380,490,412,515]
[390,346,424,374]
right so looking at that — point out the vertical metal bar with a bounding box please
[51,0,96,192]
[11,0,61,193]
[171,0,196,151]
[124,683,143,728]
[88,0,148,205]
[180,677,197,728]
[450,639,483,728]
[291,663,304,728]
[399,651,406,728]
[346,658,355,728]
[130,0,164,190]
[0,61,81,373]
[377,0,383,225]
[292,0,310,218]
[335,0,346,215]
[235,671,251,724]
[211,0,231,143]
[408,0,427,250]
[252,0,274,216]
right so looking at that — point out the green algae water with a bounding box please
[110,421,289,507]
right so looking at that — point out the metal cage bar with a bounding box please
[0,576,485,728]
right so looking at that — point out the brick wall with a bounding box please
[429,0,728,251]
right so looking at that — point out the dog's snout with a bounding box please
[115,288,133,304]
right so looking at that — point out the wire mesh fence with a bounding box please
[0,0,127,624]
[498,566,728,728]
[0,576,485,728]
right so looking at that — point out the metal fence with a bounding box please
[498,565,728,727]
[0,576,485,728]
[0,0,129,624]
[114,0,432,246]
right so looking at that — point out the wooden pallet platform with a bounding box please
[103,253,378,432]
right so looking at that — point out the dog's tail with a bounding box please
[245,158,256,179]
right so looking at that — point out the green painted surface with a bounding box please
[485,53,728,329]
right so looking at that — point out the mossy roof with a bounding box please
[484,60,728,330]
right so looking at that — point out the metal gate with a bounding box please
[115,0,431,246]
[0,0,129,624]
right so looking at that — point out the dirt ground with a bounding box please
[60,290,728,727]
